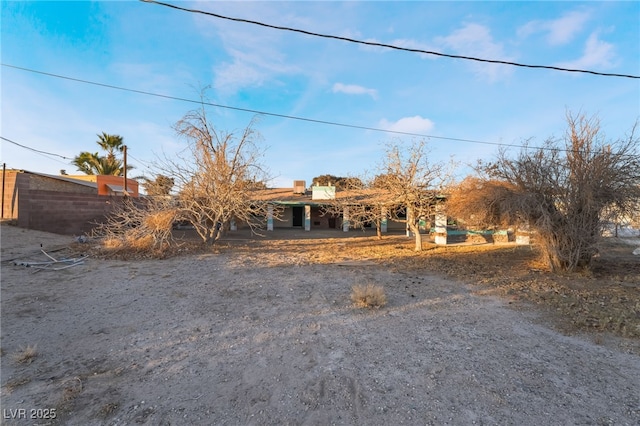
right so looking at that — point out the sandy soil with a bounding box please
[1,224,639,425]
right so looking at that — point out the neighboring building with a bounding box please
[64,174,139,197]
[1,169,138,235]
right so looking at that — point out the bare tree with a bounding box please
[311,174,363,189]
[159,96,273,245]
[141,174,175,197]
[321,178,388,239]
[323,140,447,249]
[475,113,640,271]
[377,140,451,251]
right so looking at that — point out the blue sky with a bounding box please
[2,1,639,188]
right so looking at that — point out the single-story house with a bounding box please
[236,180,411,233]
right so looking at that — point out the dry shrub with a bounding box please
[143,210,175,232]
[98,402,119,418]
[446,177,517,229]
[473,113,640,272]
[125,233,155,251]
[351,284,387,309]
[103,238,124,250]
[12,345,37,364]
[62,377,83,402]
[93,196,178,258]
[3,377,31,394]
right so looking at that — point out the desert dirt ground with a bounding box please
[1,223,639,425]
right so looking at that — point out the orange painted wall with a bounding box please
[97,175,139,197]
[69,175,139,197]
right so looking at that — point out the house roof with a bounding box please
[252,188,319,205]
[9,169,98,189]
[253,187,408,206]
[106,184,126,193]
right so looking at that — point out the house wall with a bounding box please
[230,204,411,233]
[386,219,406,231]
[275,207,293,228]
[310,207,338,228]
[235,206,341,230]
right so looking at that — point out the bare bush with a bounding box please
[93,196,177,255]
[472,113,640,272]
[159,92,274,245]
[446,177,518,229]
[351,284,387,309]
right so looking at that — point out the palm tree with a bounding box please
[96,132,124,163]
[72,133,129,175]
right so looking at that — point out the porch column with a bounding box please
[343,206,350,232]
[304,205,311,231]
[434,205,447,245]
[381,206,388,233]
[267,205,274,231]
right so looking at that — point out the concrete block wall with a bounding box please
[17,189,119,235]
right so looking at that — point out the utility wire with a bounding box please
[141,0,639,80]
[2,133,155,176]
[1,136,72,160]
[2,63,530,151]
[2,64,637,159]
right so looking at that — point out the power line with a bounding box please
[2,135,149,173]
[2,64,637,159]
[1,63,542,152]
[141,0,640,80]
[1,136,72,160]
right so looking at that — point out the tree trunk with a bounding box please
[409,222,422,251]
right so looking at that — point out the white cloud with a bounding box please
[555,32,617,70]
[435,23,513,81]
[332,83,377,99]
[518,10,591,45]
[378,116,434,134]
[193,3,302,96]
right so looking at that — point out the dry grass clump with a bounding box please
[351,284,387,309]
[62,377,83,402]
[12,345,38,364]
[3,377,31,394]
[98,402,119,418]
